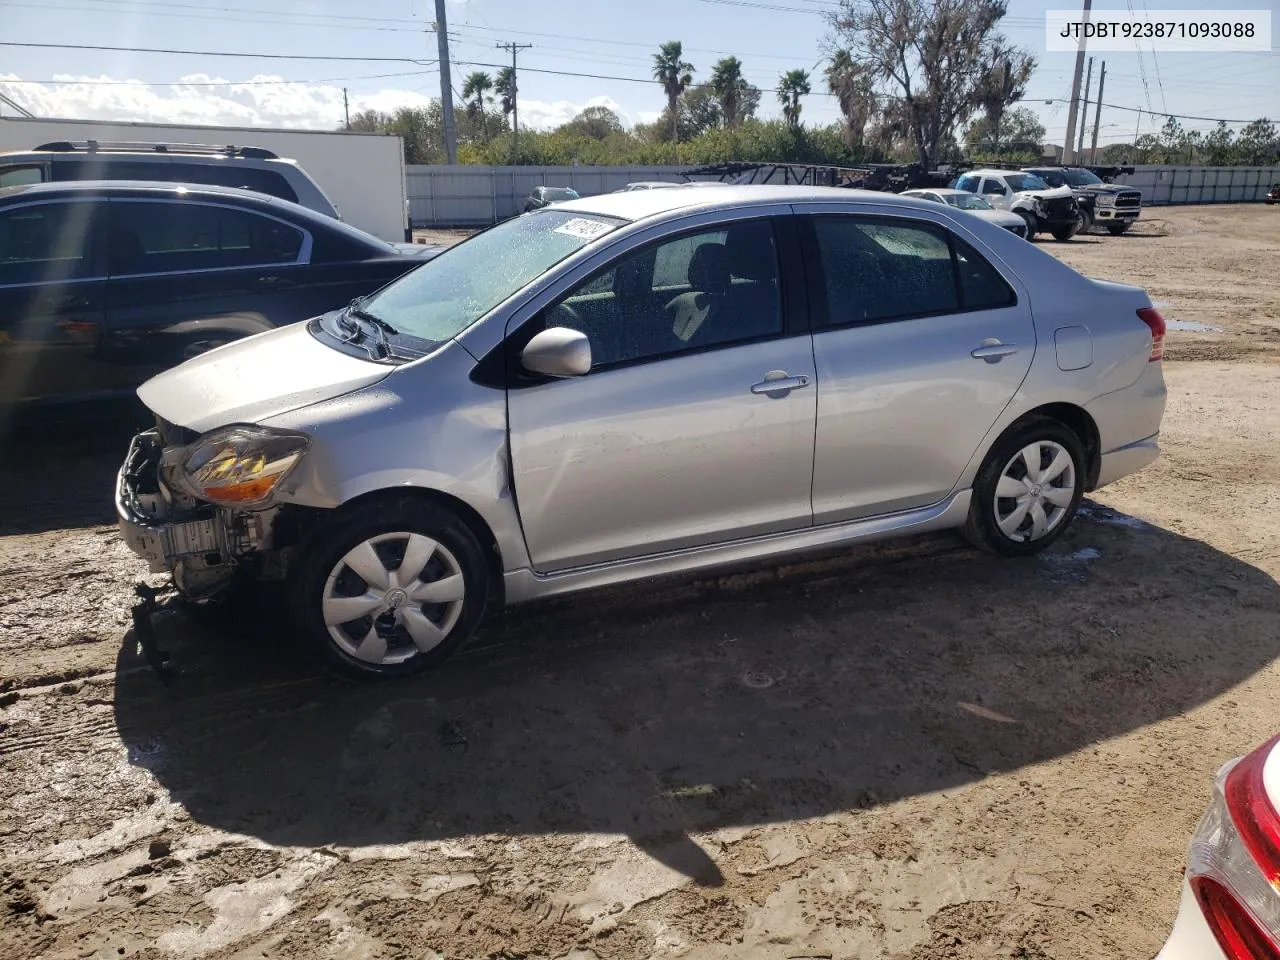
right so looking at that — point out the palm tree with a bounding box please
[825,49,875,151]
[653,41,694,161]
[709,56,747,128]
[461,71,493,136]
[777,69,811,130]
[495,67,517,119]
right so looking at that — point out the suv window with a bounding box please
[53,158,299,203]
[548,219,782,368]
[0,165,46,188]
[981,178,1007,196]
[811,217,1014,326]
[954,175,978,193]
[107,201,304,275]
[0,201,99,286]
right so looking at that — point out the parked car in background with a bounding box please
[1266,184,1279,205]
[899,188,1031,238]
[0,180,438,413]
[524,185,580,212]
[616,181,680,192]
[1156,733,1280,959]
[953,169,1080,241]
[0,140,341,221]
[1024,165,1143,235]
[117,184,1166,679]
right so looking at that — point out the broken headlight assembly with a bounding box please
[179,425,310,507]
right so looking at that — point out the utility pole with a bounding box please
[1062,0,1092,163]
[496,41,532,164]
[1089,62,1106,163]
[343,87,350,130]
[1076,56,1093,160]
[434,0,458,164]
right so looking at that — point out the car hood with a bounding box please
[969,208,1025,228]
[1015,185,1075,201]
[136,319,392,434]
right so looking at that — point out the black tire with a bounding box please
[963,418,1086,558]
[1051,226,1076,242]
[1077,209,1093,235]
[1016,210,1037,238]
[288,496,490,679]
[1107,223,1131,235]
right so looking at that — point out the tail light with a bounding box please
[1138,306,1165,362]
[1185,736,1280,959]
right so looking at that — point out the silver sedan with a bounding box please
[117,185,1168,678]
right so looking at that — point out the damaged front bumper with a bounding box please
[116,429,266,598]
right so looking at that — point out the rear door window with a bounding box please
[0,164,47,188]
[981,178,1007,196]
[53,158,299,202]
[107,201,304,276]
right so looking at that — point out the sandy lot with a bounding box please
[2,205,1279,960]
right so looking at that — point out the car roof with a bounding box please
[555,184,944,223]
[902,188,963,196]
[0,148,297,167]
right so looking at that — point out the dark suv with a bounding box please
[1023,166,1142,235]
[0,181,437,413]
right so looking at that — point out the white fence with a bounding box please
[406,162,1280,226]
[1111,165,1280,205]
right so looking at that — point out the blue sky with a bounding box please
[1,0,1277,146]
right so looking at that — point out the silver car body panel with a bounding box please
[127,185,1167,605]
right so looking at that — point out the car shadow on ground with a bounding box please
[111,505,1280,884]
[0,402,149,536]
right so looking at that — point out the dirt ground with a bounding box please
[2,205,1279,960]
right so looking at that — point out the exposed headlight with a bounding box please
[181,425,310,506]
[1033,198,1048,216]
[1096,193,1116,206]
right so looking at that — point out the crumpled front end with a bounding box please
[116,419,287,600]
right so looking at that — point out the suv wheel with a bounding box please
[1051,225,1076,242]
[1016,210,1037,238]
[963,419,1086,557]
[1077,209,1093,235]
[1107,223,1131,235]
[289,498,490,679]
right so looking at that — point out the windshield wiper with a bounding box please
[349,303,400,338]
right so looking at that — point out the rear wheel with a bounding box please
[289,498,490,679]
[1107,222,1131,235]
[963,419,1086,557]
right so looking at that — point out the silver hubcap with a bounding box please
[994,441,1077,543]
[322,532,465,665]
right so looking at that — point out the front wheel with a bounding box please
[963,419,1086,557]
[1107,223,1131,235]
[1077,209,1094,235]
[1017,210,1037,238]
[1051,225,1077,242]
[289,498,490,679]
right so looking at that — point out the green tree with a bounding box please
[827,0,1037,167]
[709,56,749,128]
[778,69,811,130]
[346,109,390,133]
[1236,118,1279,165]
[653,41,694,161]
[461,71,493,135]
[563,105,625,140]
[825,48,875,152]
[495,67,517,119]
[974,44,1035,151]
[963,105,1045,160]
[1201,121,1235,166]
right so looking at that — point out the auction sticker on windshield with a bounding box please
[554,218,615,240]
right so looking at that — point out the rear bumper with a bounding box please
[1095,433,1160,489]
[1155,878,1227,960]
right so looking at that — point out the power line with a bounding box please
[0,70,435,87]
[9,0,426,26]
[0,41,436,63]
[1,0,424,32]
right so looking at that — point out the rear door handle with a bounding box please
[751,371,811,395]
[970,341,1019,362]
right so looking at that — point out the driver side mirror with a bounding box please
[521,326,592,378]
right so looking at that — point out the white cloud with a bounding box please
[0,75,633,133]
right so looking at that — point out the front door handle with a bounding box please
[971,340,1019,362]
[751,371,811,396]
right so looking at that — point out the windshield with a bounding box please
[944,193,993,210]
[1005,173,1050,192]
[542,187,579,202]
[1062,168,1104,186]
[356,209,620,344]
